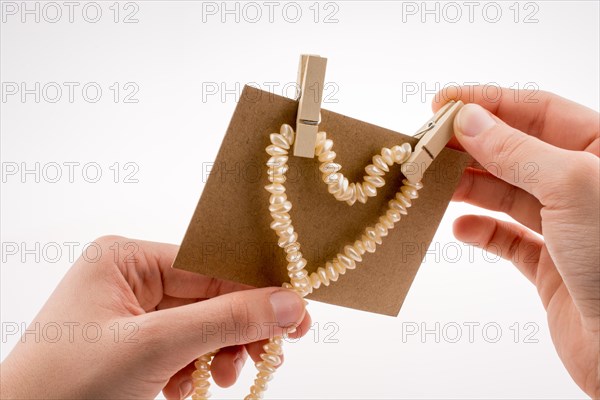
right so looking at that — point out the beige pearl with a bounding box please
[365,164,384,177]
[271,212,291,222]
[395,192,412,208]
[309,273,321,289]
[365,227,382,245]
[355,183,367,204]
[265,183,285,194]
[315,131,326,147]
[260,353,281,366]
[266,144,287,156]
[284,242,300,253]
[268,174,286,184]
[362,181,377,197]
[353,240,366,255]
[401,185,419,199]
[364,175,385,188]
[316,139,333,156]
[361,235,376,253]
[278,232,298,247]
[372,155,389,172]
[277,226,294,239]
[326,262,339,281]
[389,199,408,215]
[344,244,362,262]
[316,267,330,286]
[392,144,409,163]
[280,124,295,145]
[337,253,356,270]
[270,133,290,150]
[319,162,341,174]
[287,257,307,271]
[270,219,291,231]
[333,259,346,274]
[285,251,302,263]
[381,147,394,165]
[375,223,388,238]
[269,200,292,213]
[386,209,402,223]
[289,269,308,280]
[269,193,287,205]
[267,155,288,167]
[379,215,394,229]
[318,150,336,162]
[402,178,423,190]
[255,361,276,374]
[267,165,288,177]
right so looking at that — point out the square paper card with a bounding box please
[173,86,469,316]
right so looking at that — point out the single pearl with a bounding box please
[253,379,269,392]
[269,193,287,205]
[267,165,288,177]
[365,227,382,245]
[287,258,307,271]
[326,262,339,281]
[375,223,388,238]
[365,164,384,177]
[267,155,288,167]
[388,199,408,215]
[395,192,412,208]
[309,273,321,289]
[318,150,336,162]
[364,175,385,188]
[401,185,419,199]
[401,142,412,154]
[361,235,377,253]
[379,215,394,229]
[372,155,389,172]
[266,144,287,156]
[316,267,330,286]
[402,178,423,190]
[278,232,298,247]
[353,240,366,255]
[392,144,410,163]
[386,209,402,223]
[332,259,346,274]
[263,343,283,356]
[336,177,349,198]
[355,183,367,204]
[362,181,377,197]
[337,253,356,270]
[319,162,341,174]
[289,269,308,280]
[344,244,362,262]
[260,354,281,365]
[284,242,300,253]
[265,183,285,194]
[315,131,326,147]
[286,251,302,263]
[270,133,290,150]
[280,124,295,145]
[316,139,333,156]
[276,226,294,239]
[381,147,394,165]
[269,201,292,213]
[270,219,291,231]
[271,212,291,222]
[268,174,286,184]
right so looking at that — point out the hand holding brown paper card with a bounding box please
[173,85,470,316]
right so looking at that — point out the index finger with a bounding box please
[432,85,599,155]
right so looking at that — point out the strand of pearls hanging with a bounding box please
[190,124,423,400]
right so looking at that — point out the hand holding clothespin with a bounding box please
[294,54,327,158]
[401,100,464,183]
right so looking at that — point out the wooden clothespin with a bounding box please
[294,54,328,158]
[401,100,464,183]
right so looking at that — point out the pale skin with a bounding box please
[1,87,598,399]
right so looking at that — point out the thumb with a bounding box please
[453,103,575,204]
[136,287,306,369]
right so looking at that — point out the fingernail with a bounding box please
[457,104,496,137]
[179,379,193,400]
[269,290,305,328]
[234,357,244,377]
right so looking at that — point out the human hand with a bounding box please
[0,236,310,400]
[433,87,599,397]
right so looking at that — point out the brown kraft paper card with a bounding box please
[173,85,470,316]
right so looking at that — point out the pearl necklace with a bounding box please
[190,124,422,400]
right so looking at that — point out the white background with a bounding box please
[1,1,598,398]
